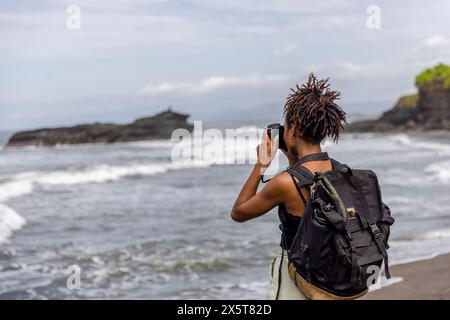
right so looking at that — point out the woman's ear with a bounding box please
[289,132,295,141]
[287,125,296,141]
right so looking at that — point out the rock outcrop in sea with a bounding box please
[6,109,193,147]
[346,63,450,132]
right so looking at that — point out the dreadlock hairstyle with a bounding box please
[283,73,347,144]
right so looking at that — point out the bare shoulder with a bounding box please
[262,171,295,195]
[271,171,293,186]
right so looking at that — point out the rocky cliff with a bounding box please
[346,63,450,132]
[6,109,193,147]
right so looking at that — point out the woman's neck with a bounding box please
[295,141,322,159]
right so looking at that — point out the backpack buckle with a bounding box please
[346,231,353,241]
[369,223,380,236]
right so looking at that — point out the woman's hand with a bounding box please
[231,129,288,223]
[256,129,276,169]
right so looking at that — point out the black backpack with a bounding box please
[286,152,394,298]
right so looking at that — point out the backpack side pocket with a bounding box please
[378,203,394,248]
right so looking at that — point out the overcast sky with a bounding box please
[1,0,449,130]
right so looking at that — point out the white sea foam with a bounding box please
[388,134,450,154]
[126,140,177,149]
[419,228,450,240]
[425,160,450,184]
[234,126,261,135]
[390,253,441,266]
[0,203,26,244]
[0,180,33,243]
[387,134,413,147]
[0,180,34,202]
[388,236,450,267]
[368,276,404,292]
[0,161,210,244]
[382,158,450,186]
[368,229,450,292]
[0,162,210,191]
[35,162,208,186]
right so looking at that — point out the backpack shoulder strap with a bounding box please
[286,166,314,205]
[330,158,342,169]
[286,166,314,189]
[287,156,341,204]
[295,152,329,166]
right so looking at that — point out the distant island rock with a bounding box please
[346,63,450,132]
[6,109,193,147]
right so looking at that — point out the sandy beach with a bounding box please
[363,253,450,300]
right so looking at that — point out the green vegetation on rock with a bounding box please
[415,63,450,89]
[393,93,418,110]
[348,63,450,132]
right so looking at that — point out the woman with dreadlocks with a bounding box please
[231,73,347,299]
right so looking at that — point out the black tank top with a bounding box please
[278,204,302,249]
[278,152,331,250]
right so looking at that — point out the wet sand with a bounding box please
[363,253,450,300]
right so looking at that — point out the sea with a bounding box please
[0,120,450,299]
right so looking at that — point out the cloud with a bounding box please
[411,35,450,65]
[0,10,198,59]
[308,62,389,80]
[274,43,302,56]
[47,0,170,11]
[190,0,355,13]
[0,0,362,61]
[2,0,450,129]
[137,74,290,96]
[423,35,450,50]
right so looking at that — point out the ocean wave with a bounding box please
[125,140,177,149]
[390,253,441,266]
[368,276,404,292]
[0,161,210,244]
[188,280,269,299]
[0,180,34,202]
[392,228,450,243]
[418,228,450,240]
[383,159,450,186]
[234,126,261,134]
[388,134,450,154]
[0,161,210,194]
[0,204,26,244]
[425,160,450,184]
[387,134,414,146]
[149,257,234,273]
[35,162,209,186]
[388,235,450,267]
